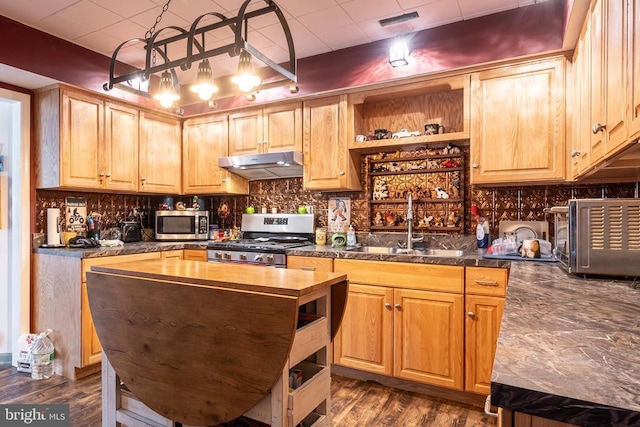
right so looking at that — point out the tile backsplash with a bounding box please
[36,170,639,241]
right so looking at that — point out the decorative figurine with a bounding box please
[392,128,421,138]
[447,212,459,227]
[435,187,450,199]
[372,179,389,200]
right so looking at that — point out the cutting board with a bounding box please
[483,253,558,262]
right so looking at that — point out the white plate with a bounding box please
[514,226,537,246]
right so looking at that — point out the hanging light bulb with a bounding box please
[231,49,261,92]
[153,70,180,108]
[389,40,409,67]
[190,59,218,101]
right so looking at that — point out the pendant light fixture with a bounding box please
[389,39,409,67]
[230,49,261,93]
[103,0,299,108]
[190,59,218,100]
[153,70,180,108]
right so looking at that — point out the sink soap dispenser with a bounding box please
[346,225,357,247]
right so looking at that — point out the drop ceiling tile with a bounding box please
[292,36,330,59]
[340,0,403,23]
[409,1,464,31]
[74,31,123,56]
[457,0,518,20]
[297,6,353,34]
[52,1,123,32]
[27,0,79,14]
[254,44,289,65]
[167,0,223,22]
[272,0,338,18]
[397,0,442,9]
[36,13,96,40]
[90,0,157,18]
[116,45,147,67]
[315,25,370,51]
[101,19,149,42]
[211,0,244,13]
[0,0,55,23]
[130,9,190,32]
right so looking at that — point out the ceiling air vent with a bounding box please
[589,206,605,250]
[379,12,419,27]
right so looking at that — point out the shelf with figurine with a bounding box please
[369,143,465,233]
[348,73,469,153]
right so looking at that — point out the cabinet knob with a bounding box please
[592,122,606,134]
[571,150,581,158]
[99,172,105,178]
[472,163,479,169]
[141,176,146,182]
[221,178,227,183]
[394,303,401,310]
[257,140,262,146]
[106,172,111,178]
[384,303,392,310]
[467,311,475,318]
[339,170,345,176]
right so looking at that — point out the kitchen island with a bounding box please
[87,259,347,427]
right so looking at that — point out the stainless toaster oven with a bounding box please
[548,199,640,277]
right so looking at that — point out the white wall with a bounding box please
[0,89,31,361]
[0,101,9,354]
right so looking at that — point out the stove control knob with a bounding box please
[215,252,222,259]
[240,253,247,261]
[224,252,232,260]
[254,254,264,262]
[266,255,274,263]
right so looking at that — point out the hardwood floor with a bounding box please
[0,365,495,426]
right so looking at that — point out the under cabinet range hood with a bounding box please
[218,151,303,180]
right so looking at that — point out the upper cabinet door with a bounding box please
[303,96,361,191]
[470,58,566,184]
[183,115,248,195]
[589,0,606,164]
[104,102,139,192]
[263,102,302,153]
[60,90,104,189]
[139,111,181,194]
[629,0,640,141]
[229,109,262,156]
[603,0,628,156]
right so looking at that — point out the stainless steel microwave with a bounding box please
[548,199,640,277]
[155,210,209,241]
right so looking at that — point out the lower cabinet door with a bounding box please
[393,288,464,390]
[81,282,102,367]
[333,283,393,375]
[465,295,505,394]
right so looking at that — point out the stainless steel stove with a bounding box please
[207,213,315,267]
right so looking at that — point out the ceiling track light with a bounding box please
[103,0,298,108]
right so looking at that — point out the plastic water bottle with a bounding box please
[346,225,357,247]
[30,331,55,379]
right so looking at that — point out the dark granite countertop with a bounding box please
[33,241,209,258]
[490,262,640,426]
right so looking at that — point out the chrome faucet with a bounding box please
[405,193,423,250]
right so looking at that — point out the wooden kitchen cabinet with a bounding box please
[570,23,592,178]
[470,58,566,184]
[629,0,640,141]
[183,249,208,261]
[139,111,181,194]
[303,96,361,191]
[160,250,183,260]
[35,87,103,189]
[333,259,464,390]
[229,102,302,156]
[103,102,139,192]
[287,255,333,272]
[465,267,507,395]
[33,252,162,379]
[183,115,248,195]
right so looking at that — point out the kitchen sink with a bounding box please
[346,246,465,257]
